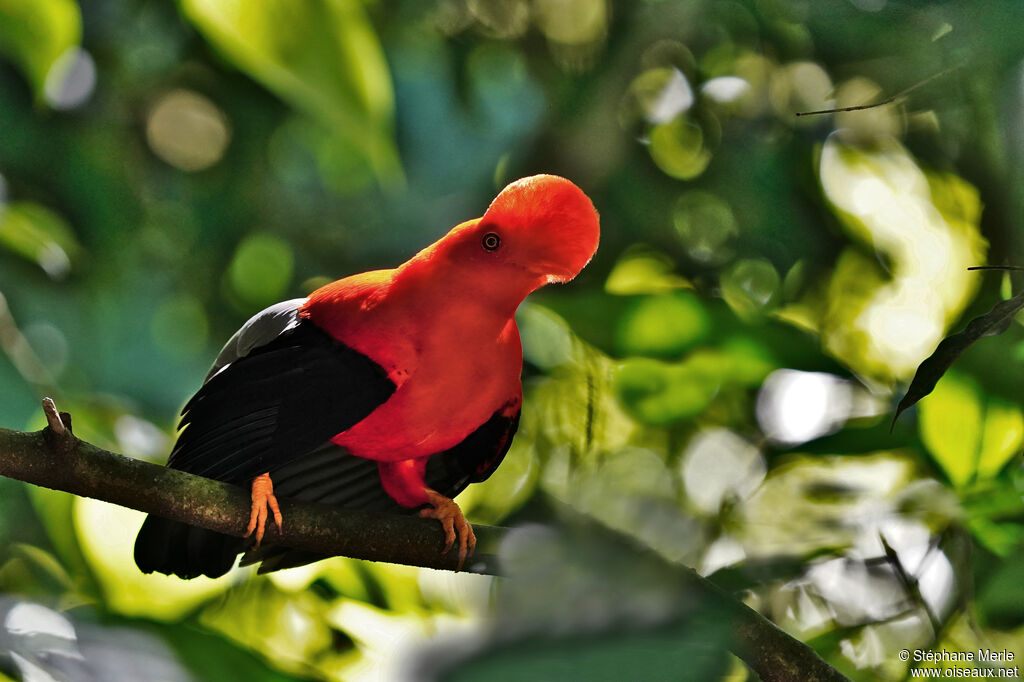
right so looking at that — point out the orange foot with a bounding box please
[419,489,476,569]
[246,472,282,547]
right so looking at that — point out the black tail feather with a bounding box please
[134,515,243,580]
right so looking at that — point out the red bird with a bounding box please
[134,175,600,578]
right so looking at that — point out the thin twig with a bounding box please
[41,397,67,436]
[968,265,1024,271]
[879,533,941,635]
[795,64,960,117]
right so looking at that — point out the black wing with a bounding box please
[135,317,396,579]
[166,319,396,484]
[424,407,521,496]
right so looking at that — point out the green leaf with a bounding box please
[968,517,1024,558]
[11,543,75,591]
[124,618,304,682]
[918,372,983,488]
[918,373,1024,487]
[614,357,718,425]
[976,546,1024,628]
[977,400,1024,478]
[0,201,81,278]
[892,290,1024,428]
[0,0,81,102]
[443,624,731,682]
[615,292,709,358]
[180,0,402,184]
[604,249,692,295]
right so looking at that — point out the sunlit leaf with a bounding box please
[781,259,806,302]
[614,357,718,425]
[73,497,232,619]
[11,543,75,591]
[517,303,576,371]
[615,292,709,358]
[180,0,402,184]
[977,400,1024,479]
[0,201,81,279]
[0,0,80,102]
[531,351,636,466]
[918,372,982,488]
[141,619,301,682]
[737,453,935,557]
[717,337,776,385]
[968,517,1024,558]
[605,249,692,295]
[893,291,1024,428]
[681,428,765,514]
[820,138,985,382]
[201,578,335,674]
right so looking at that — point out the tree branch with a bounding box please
[0,399,849,681]
[0,401,503,574]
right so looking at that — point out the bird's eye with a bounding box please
[482,232,501,251]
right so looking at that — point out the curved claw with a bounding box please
[246,472,283,547]
[420,491,476,570]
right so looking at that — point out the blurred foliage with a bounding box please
[1,0,1024,680]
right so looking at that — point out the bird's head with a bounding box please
[477,174,600,285]
[414,174,600,298]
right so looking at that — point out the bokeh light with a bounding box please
[756,369,853,445]
[681,428,766,514]
[647,117,712,180]
[226,234,295,308]
[623,68,694,126]
[672,191,738,265]
[770,61,833,119]
[146,89,231,172]
[43,46,95,110]
[466,0,530,39]
[720,258,780,320]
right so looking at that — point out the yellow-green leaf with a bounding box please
[614,357,718,425]
[180,0,402,184]
[0,0,81,102]
[0,201,81,279]
[605,249,692,295]
[977,400,1024,479]
[919,372,982,488]
[73,497,232,619]
[615,292,709,358]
